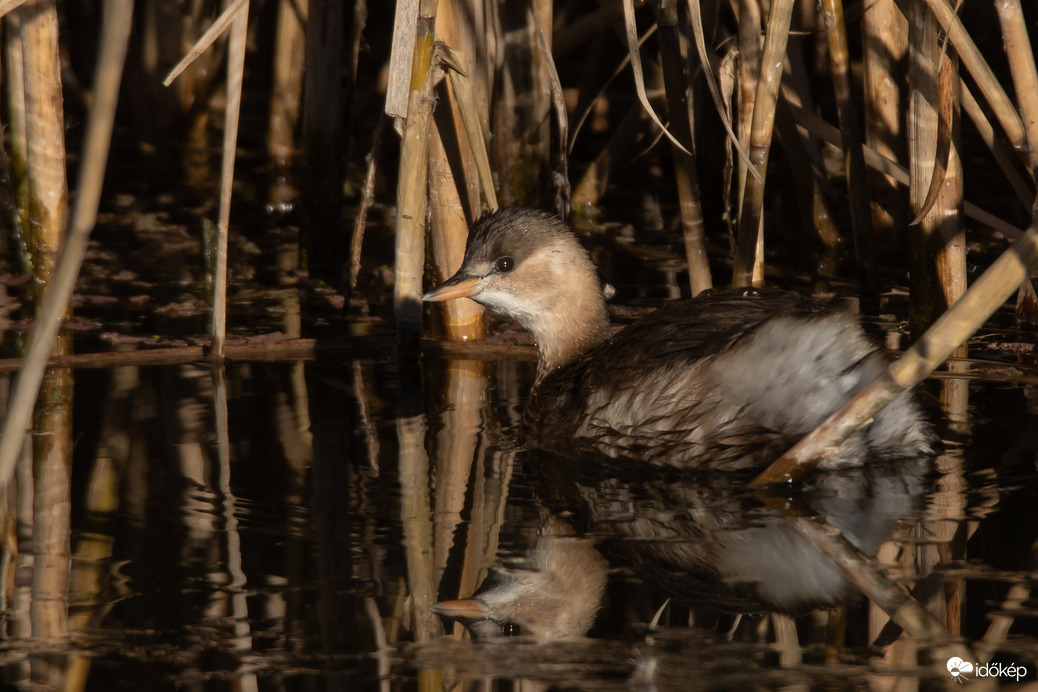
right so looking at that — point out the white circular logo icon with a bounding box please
[947,657,974,682]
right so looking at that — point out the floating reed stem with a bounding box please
[731,0,795,288]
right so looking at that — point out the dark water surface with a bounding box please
[1,349,1037,691]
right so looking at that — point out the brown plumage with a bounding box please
[424,208,932,470]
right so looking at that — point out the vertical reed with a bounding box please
[653,0,712,294]
[3,10,29,262]
[394,0,440,343]
[212,1,249,359]
[0,0,74,491]
[862,0,907,246]
[731,0,794,287]
[907,1,965,338]
[427,1,487,341]
[819,0,878,307]
[735,0,760,225]
[267,0,307,209]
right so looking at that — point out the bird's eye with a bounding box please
[501,622,521,637]
[495,256,515,273]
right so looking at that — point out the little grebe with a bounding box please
[423,208,932,470]
[430,515,607,640]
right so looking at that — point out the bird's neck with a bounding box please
[530,289,610,384]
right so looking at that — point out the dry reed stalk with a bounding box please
[161,0,250,356]
[444,55,498,211]
[426,5,492,341]
[819,0,878,306]
[995,0,1038,176]
[919,0,1025,152]
[751,215,1038,487]
[351,114,386,291]
[734,0,760,219]
[394,1,441,343]
[0,0,29,13]
[786,101,1025,240]
[862,0,907,242]
[0,0,83,491]
[960,82,1035,209]
[908,4,965,337]
[731,0,795,287]
[267,0,307,206]
[3,10,29,255]
[163,0,247,84]
[622,0,693,158]
[992,0,1038,323]
[386,0,420,121]
[529,0,555,205]
[19,0,66,298]
[429,4,479,203]
[485,2,549,207]
[212,1,249,359]
[428,124,485,339]
[653,1,712,294]
[531,4,571,214]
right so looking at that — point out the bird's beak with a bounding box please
[429,598,489,621]
[422,274,481,302]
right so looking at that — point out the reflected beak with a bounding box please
[429,598,489,621]
[422,274,482,302]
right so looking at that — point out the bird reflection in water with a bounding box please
[432,453,931,640]
[431,515,608,641]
